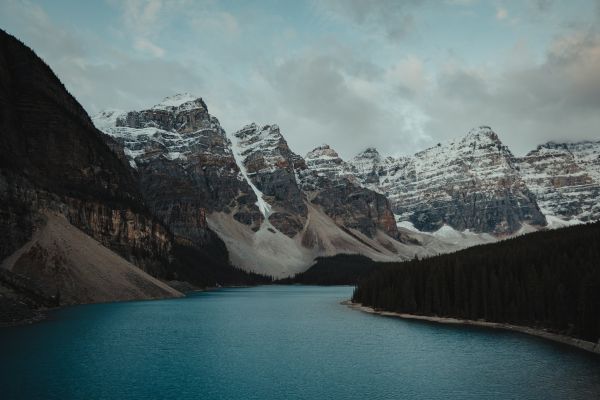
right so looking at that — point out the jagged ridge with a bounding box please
[347,127,547,234]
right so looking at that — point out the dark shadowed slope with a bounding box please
[278,254,379,285]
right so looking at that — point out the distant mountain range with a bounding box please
[94,94,599,277]
[1,29,599,321]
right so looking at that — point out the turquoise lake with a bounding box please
[1,285,599,399]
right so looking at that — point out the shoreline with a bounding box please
[343,300,600,356]
[0,311,48,328]
[0,284,255,328]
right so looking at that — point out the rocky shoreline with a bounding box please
[343,301,600,355]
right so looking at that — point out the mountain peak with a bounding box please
[306,144,340,160]
[464,126,501,144]
[355,147,381,160]
[152,93,206,111]
[528,141,571,156]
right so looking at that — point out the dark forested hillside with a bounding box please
[278,254,379,285]
[352,222,600,342]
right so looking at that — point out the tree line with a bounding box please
[352,222,600,342]
[277,254,378,285]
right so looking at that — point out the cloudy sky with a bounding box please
[1,0,599,158]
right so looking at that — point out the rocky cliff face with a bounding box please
[301,145,354,184]
[346,127,547,234]
[517,141,600,222]
[0,172,172,277]
[232,123,307,237]
[301,145,399,240]
[93,94,264,246]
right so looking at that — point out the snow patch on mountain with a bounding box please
[544,215,584,229]
[431,225,496,246]
[229,128,272,219]
[92,109,126,132]
[92,95,234,170]
[304,144,350,179]
[152,93,200,111]
[517,140,600,222]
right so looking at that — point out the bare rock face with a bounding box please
[310,182,399,240]
[517,141,600,222]
[347,127,547,234]
[303,145,351,180]
[233,123,307,237]
[302,145,400,240]
[94,94,263,245]
[3,212,182,306]
[0,170,174,278]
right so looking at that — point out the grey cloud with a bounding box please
[265,53,383,156]
[529,0,553,13]
[421,30,600,155]
[62,60,204,114]
[0,0,86,60]
[438,68,489,100]
[314,0,425,40]
[257,50,425,159]
[270,55,379,125]
[0,0,208,115]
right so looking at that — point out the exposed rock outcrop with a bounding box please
[233,123,307,237]
[517,141,600,222]
[300,145,400,241]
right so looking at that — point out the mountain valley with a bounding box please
[1,28,600,320]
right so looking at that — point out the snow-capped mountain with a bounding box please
[93,94,264,247]
[94,98,434,277]
[517,141,600,223]
[347,127,547,234]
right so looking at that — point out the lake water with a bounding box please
[1,286,599,399]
